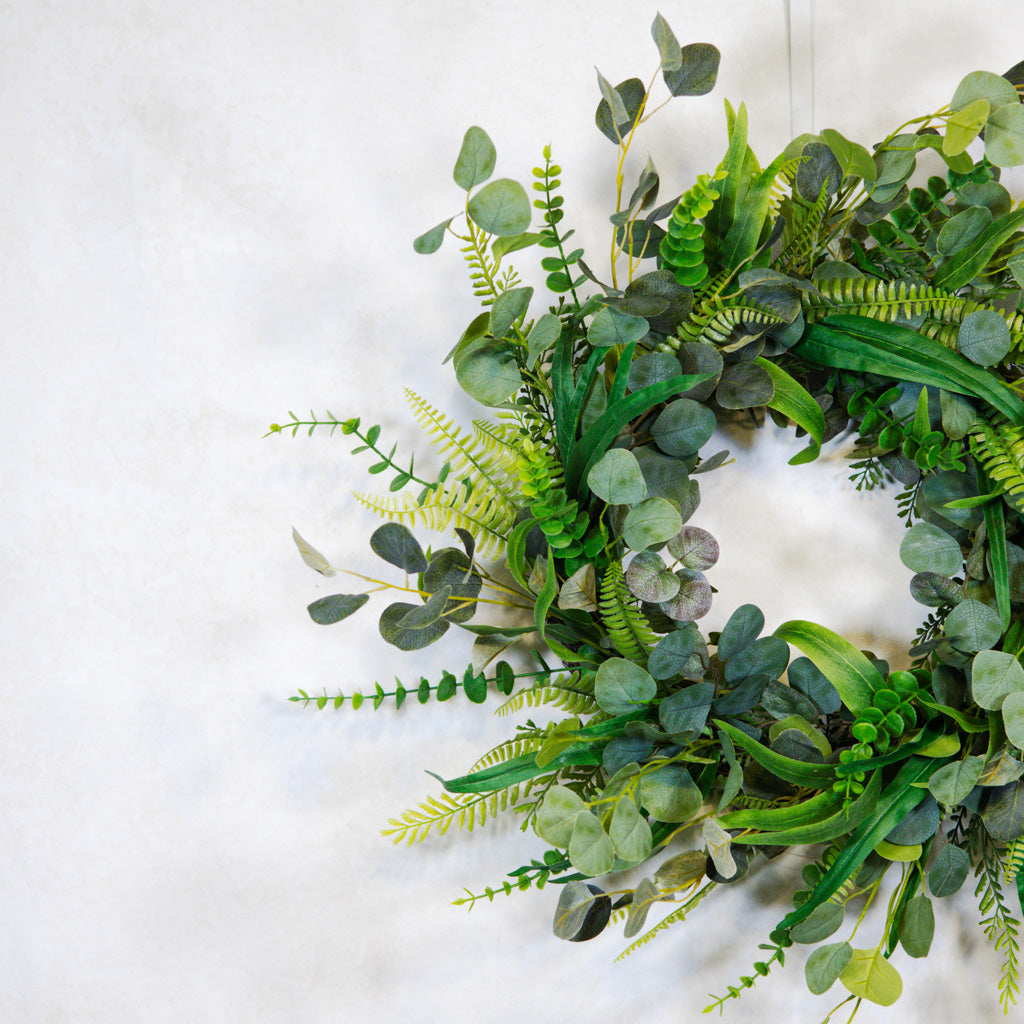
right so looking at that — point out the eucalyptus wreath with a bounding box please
[271,14,1024,1019]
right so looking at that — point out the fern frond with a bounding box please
[354,480,517,558]
[778,185,831,276]
[971,418,1024,502]
[615,880,716,960]
[494,671,597,718]
[462,220,520,304]
[382,785,521,845]
[1005,837,1024,884]
[804,276,1024,353]
[469,734,545,772]
[599,562,659,661]
[766,157,803,220]
[405,389,520,502]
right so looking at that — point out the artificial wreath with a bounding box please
[272,14,1024,1019]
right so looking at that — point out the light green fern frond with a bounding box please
[766,157,803,220]
[494,671,597,718]
[383,785,521,845]
[405,389,520,503]
[615,880,716,960]
[1005,837,1024,883]
[354,478,517,558]
[599,562,659,661]
[469,734,545,772]
[971,418,1024,503]
[778,185,831,276]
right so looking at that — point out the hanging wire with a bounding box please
[784,0,816,138]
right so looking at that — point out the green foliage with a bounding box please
[276,19,1024,1016]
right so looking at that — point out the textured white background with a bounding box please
[4,2,1024,1021]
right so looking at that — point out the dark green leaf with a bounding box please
[489,285,533,339]
[594,77,646,143]
[981,778,1024,841]
[307,593,369,625]
[805,942,852,995]
[659,681,714,735]
[370,522,428,573]
[662,42,720,96]
[379,602,450,650]
[929,842,970,897]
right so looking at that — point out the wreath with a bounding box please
[271,15,1024,1019]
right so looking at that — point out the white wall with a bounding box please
[3,2,1021,1021]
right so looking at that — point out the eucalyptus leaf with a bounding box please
[453,126,496,191]
[839,947,903,1006]
[660,570,712,621]
[588,306,650,347]
[718,604,764,661]
[929,842,970,897]
[944,598,1002,653]
[639,764,701,822]
[957,309,1012,366]
[378,601,450,650]
[885,794,939,845]
[662,42,720,96]
[790,901,844,944]
[899,522,963,575]
[292,527,336,576]
[899,895,935,958]
[623,497,683,551]
[667,525,719,571]
[985,101,1024,167]
[970,649,1024,710]
[928,755,985,805]
[716,361,774,409]
[981,778,1024,841]
[413,218,452,254]
[625,551,680,603]
[609,797,653,864]
[370,522,428,573]
[650,12,681,72]
[805,942,852,995]
[455,339,523,406]
[489,286,533,340]
[647,627,698,681]
[397,586,451,629]
[1003,691,1024,751]
[588,448,647,505]
[467,178,532,236]
[552,881,609,941]
[787,656,841,714]
[652,398,716,456]
[594,77,646,143]
[569,811,616,876]
[659,681,714,735]
[796,141,842,201]
[910,572,961,607]
[307,593,368,625]
[536,784,587,847]
[594,658,657,715]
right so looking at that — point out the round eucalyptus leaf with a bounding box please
[667,525,719,570]
[660,570,712,621]
[957,309,1012,366]
[652,398,716,456]
[929,842,970,897]
[423,547,482,623]
[624,270,693,332]
[653,849,706,889]
[639,764,701,823]
[568,811,616,876]
[623,497,683,550]
[943,98,989,156]
[625,550,680,603]
[307,593,369,625]
[715,361,774,409]
[1003,542,1024,601]
[718,603,764,661]
[971,649,1024,710]
[885,794,940,845]
[928,756,985,806]
[770,728,825,763]
[467,178,531,236]
[761,681,821,723]
[936,205,992,255]
[675,342,723,401]
[939,389,976,441]
[790,901,844,944]
[397,586,451,629]
[981,778,1024,841]
[627,352,682,391]
[899,522,963,575]
[453,126,496,191]
[658,681,714,735]
[910,572,961,607]
[724,635,790,684]
[712,673,768,716]
[899,895,935,959]
[536,784,587,847]
[602,734,655,775]
[588,305,649,347]
[413,218,452,254]
[647,627,699,681]
[1003,691,1024,751]
[587,447,647,505]
[787,656,841,714]
[805,942,852,996]
[370,522,428,573]
[633,446,698,506]
[378,601,450,650]
[489,286,533,340]
[527,313,561,366]
[985,100,1024,167]
[594,658,657,715]
[921,470,983,529]
[951,70,1019,114]
[946,599,1003,652]
[838,947,903,1006]
[552,881,611,942]
[454,339,522,406]
[609,798,653,864]
[662,42,720,96]
[796,141,842,201]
